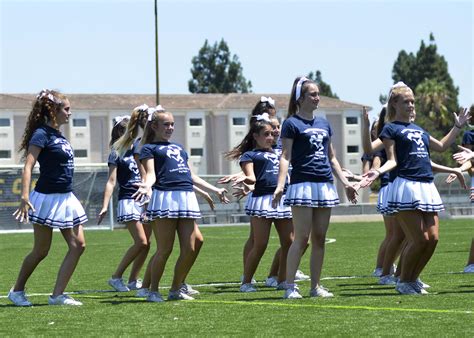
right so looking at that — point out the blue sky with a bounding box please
[0,0,472,116]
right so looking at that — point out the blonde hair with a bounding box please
[385,85,413,123]
[140,109,172,145]
[113,105,149,156]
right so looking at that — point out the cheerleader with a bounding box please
[361,82,470,294]
[133,108,228,302]
[225,114,293,292]
[98,116,151,292]
[9,89,86,306]
[272,77,358,299]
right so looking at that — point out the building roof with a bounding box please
[0,93,369,111]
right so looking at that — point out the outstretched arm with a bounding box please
[362,106,384,154]
[430,107,471,152]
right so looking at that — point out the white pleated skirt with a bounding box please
[284,182,339,208]
[146,189,201,220]
[377,184,391,215]
[28,190,88,228]
[117,199,143,223]
[387,177,444,213]
[245,193,292,219]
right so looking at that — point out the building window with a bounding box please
[0,118,10,127]
[190,148,204,156]
[75,133,84,138]
[235,131,244,136]
[191,132,201,137]
[346,117,358,125]
[348,130,356,135]
[349,159,357,165]
[232,117,246,126]
[347,145,359,153]
[189,118,203,126]
[73,118,87,127]
[0,150,11,158]
[74,149,88,158]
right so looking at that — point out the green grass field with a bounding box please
[1,219,473,336]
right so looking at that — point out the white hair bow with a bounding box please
[295,77,310,101]
[155,105,165,112]
[113,115,130,126]
[260,96,275,107]
[37,89,59,104]
[388,81,408,98]
[135,104,149,112]
[252,112,271,122]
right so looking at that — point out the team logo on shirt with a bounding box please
[124,155,140,178]
[164,144,184,163]
[401,128,429,158]
[305,128,328,159]
[263,152,279,165]
[53,138,74,158]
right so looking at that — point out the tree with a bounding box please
[307,70,339,99]
[188,39,252,94]
[391,34,461,165]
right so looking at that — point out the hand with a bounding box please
[341,168,354,179]
[215,188,229,204]
[453,107,471,128]
[97,208,107,225]
[453,145,474,164]
[359,170,380,188]
[201,191,215,210]
[445,173,458,184]
[232,182,252,201]
[12,197,36,224]
[362,106,370,127]
[272,186,284,208]
[132,182,151,202]
[345,184,358,204]
[217,173,244,184]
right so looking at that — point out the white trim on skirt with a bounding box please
[284,182,339,208]
[28,190,88,228]
[387,177,444,213]
[117,199,143,223]
[245,192,292,219]
[146,189,201,220]
[377,184,392,215]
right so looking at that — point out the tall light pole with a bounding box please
[154,0,160,105]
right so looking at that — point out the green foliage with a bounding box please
[188,39,252,94]
[391,34,461,165]
[307,70,339,99]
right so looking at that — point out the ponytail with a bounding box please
[224,120,272,161]
[113,105,149,156]
[287,76,314,118]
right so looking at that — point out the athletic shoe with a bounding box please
[295,270,310,281]
[372,267,383,277]
[168,290,194,300]
[136,288,149,298]
[309,286,334,298]
[276,281,288,290]
[378,275,398,285]
[108,278,130,292]
[180,283,200,295]
[395,282,419,295]
[48,294,82,306]
[410,282,429,295]
[284,287,302,299]
[127,279,142,290]
[147,291,164,303]
[240,275,257,284]
[464,264,474,273]
[265,276,278,287]
[415,278,430,289]
[8,288,32,307]
[240,283,257,292]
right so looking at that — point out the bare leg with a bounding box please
[182,222,204,282]
[286,206,312,285]
[13,224,53,291]
[243,226,254,274]
[273,219,293,283]
[243,217,272,284]
[170,218,197,291]
[375,215,395,269]
[150,219,177,292]
[412,212,439,280]
[381,216,404,275]
[468,239,474,265]
[309,208,331,289]
[53,225,86,296]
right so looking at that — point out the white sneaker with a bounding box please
[147,291,164,303]
[180,283,200,295]
[108,278,130,292]
[372,267,383,277]
[410,282,429,295]
[240,275,257,284]
[378,275,398,285]
[284,287,302,299]
[240,283,257,292]
[127,279,142,290]
[415,278,430,289]
[395,282,419,295]
[48,294,83,306]
[168,290,194,300]
[464,264,474,273]
[8,288,32,307]
[265,276,278,287]
[276,281,289,290]
[295,270,310,281]
[309,286,334,298]
[136,288,149,298]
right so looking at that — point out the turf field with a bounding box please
[1,219,473,336]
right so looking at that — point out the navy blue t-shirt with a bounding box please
[462,130,474,146]
[240,149,287,197]
[380,121,433,182]
[108,149,141,200]
[29,125,74,193]
[139,142,193,191]
[280,115,333,184]
[132,137,142,157]
[373,149,389,187]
